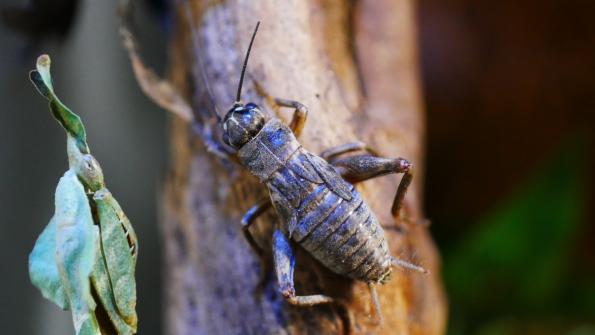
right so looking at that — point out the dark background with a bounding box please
[420,1,594,334]
[0,0,593,334]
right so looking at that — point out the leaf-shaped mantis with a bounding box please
[28,54,138,335]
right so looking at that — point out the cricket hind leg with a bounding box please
[272,229,334,306]
[320,141,379,161]
[333,154,414,221]
[274,98,308,137]
[324,144,427,226]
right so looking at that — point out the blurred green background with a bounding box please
[436,141,592,335]
[1,0,593,334]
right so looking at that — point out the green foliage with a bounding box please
[28,55,138,334]
[444,140,592,335]
[91,247,136,335]
[93,188,138,330]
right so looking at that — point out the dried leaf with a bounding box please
[120,26,193,122]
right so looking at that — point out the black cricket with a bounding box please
[215,22,426,315]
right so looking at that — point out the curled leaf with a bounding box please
[29,54,89,153]
[119,2,193,122]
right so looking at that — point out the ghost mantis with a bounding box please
[28,55,138,335]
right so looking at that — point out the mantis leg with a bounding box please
[273,230,333,306]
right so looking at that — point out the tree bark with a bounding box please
[160,0,446,334]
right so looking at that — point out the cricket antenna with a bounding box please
[236,21,261,103]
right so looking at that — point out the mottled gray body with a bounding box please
[215,22,419,312]
[238,119,392,283]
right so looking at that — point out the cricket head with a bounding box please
[221,21,264,149]
[222,102,265,148]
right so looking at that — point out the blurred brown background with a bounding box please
[421,0,592,226]
[0,0,593,334]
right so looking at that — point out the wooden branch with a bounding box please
[147,0,446,334]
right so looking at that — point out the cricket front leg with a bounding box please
[274,98,308,137]
[273,230,334,306]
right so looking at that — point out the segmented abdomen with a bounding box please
[293,184,391,282]
[267,150,392,283]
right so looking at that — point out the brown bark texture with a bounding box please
[156,0,446,334]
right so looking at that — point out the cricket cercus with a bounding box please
[217,22,428,317]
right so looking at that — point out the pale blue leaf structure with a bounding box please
[29,216,69,310]
[29,170,100,335]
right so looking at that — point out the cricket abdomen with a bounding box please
[291,183,392,283]
[238,117,392,283]
[264,151,392,283]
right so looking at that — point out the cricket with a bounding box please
[119,2,428,323]
[207,22,427,316]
